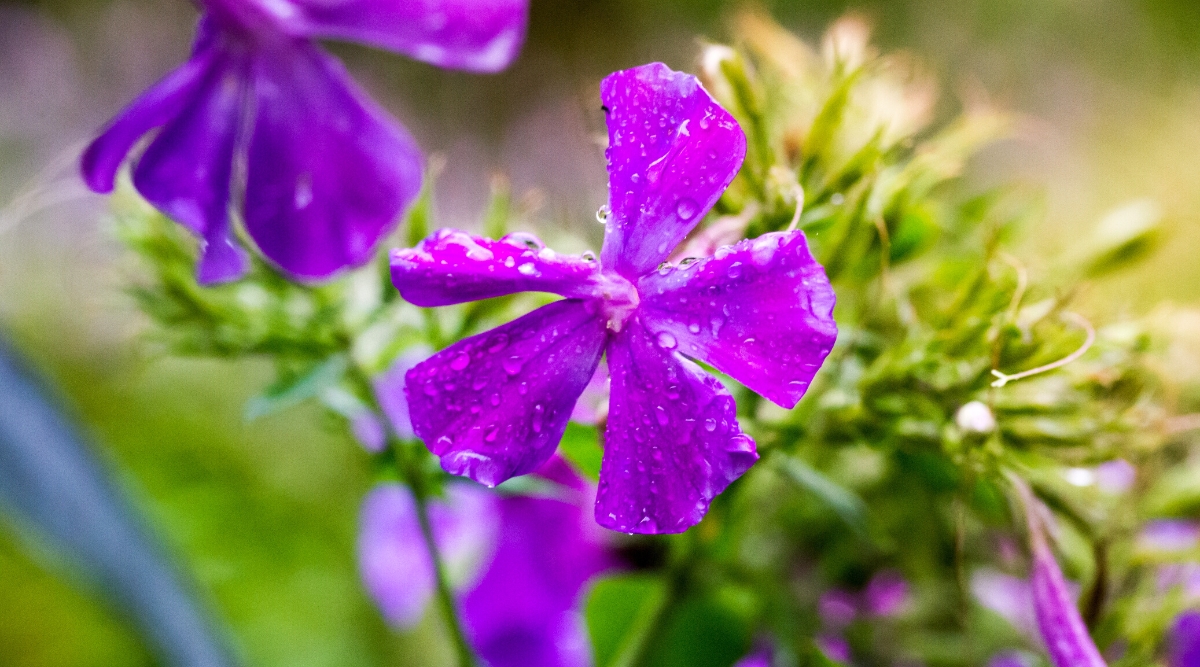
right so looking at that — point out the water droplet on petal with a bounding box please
[704,418,717,432]
[656,332,677,350]
[655,406,669,426]
[423,383,439,397]
[484,425,499,442]
[503,356,524,375]
[688,322,701,334]
[596,204,611,223]
[487,334,509,353]
[490,393,501,406]
[450,353,470,371]
[676,198,698,221]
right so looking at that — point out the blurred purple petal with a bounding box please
[130,46,249,284]
[1094,459,1136,494]
[639,231,837,408]
[972,569,1038,639]
[281,0,528,73]
[988,652,1035,667]
[1023,490,1108,667]
[372,345,434,441]
[819,590,858,627]
[733,647,773,667]
[464,488,616,667]
[599,63,747,278]
[242,41,423,280]
[391,230,599,307]
[596,318,758,533]
[357,483,498,628]
[80,50,209,194]
[1172,611,1200,667]
[815,634,851,663]
[351,411,387,453]
[865,570,910,616]
[406,300,607,487]
[1138,520,1200,553]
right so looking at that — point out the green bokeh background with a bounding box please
[0,0,1198,665]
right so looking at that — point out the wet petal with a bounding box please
[131,46,250,284]
[357,483,498,628]
[242,41,423,281]
[283,0,528,73]
[406,299,607,487]
[598,63,746,278]
[80,51,210,194]
[596,317,758,534]
[372,345,434,441]
[391,229,599,307]
[639,231,837,408]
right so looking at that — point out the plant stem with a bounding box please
[405,458,478,667]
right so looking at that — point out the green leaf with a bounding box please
[776,454,870,539]
[586,575,664,667]
[245,355,349,422]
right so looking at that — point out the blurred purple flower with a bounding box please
[1171,610,1200,667]
[1094,459,1136,494]
[865,570,909,616]
[819,590,858,627]
[352,345,434,452]
[733,646,773,667]
[358,458,616,666]
[971,569,1038,639]
[1020,483,1108,667]
[987,652,1034,667]
[1158,563,1200,601]
[82,0,527,283]
[1138,520,1200,553]
[391,62,838,533]
[816,634,851,663]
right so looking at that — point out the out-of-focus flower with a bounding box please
[1138,520,1200,554]
[864,570,909,616]
[816,634,851,663]
[987,652,1035,667]
[358,458,616,666]
[391,62,837,533]
[819,590,858,627]
[972,569,1038,639]
[1158,563,1200,601]
[1017,479,1108,667]
[350,345,433,452]
[1171,610,1200,667]
[732,644,773,667]
[82,0,528,283]
[1094,459,1136,494]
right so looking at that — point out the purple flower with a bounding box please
[971,569,1038,639]
[358,458,616,666]
[987,652,1034,667]
[1020,485,1108,667]
[1138,520,1200,553]
[82,0,528,283]
[1171,610,1200,667]
[815,634,851,663]
[819,590,858,627]
[733,646,773,667]
[864,570,909,616]
[390,63,838,533]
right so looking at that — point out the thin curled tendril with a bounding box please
[991,312,1096,388]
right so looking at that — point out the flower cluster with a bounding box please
[391,63,837,533]
[83,0,527,283]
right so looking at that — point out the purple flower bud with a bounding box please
[1017,479,1108,667]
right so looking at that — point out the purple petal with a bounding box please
[80,51,210,194]
[351,411,387,453]
[570,359,610,426]
[130,46,250,284]
[1137,520,1200,553]
[242,41,423,281]
[815,634,851,663]
[1172,611,1200,667]
[733,648,774,667]
[281,0,529,73]
[971,569,1038,639]
[598,63,747,278]
[596,317,758,533]
[391,230,599,307]
[464,490,615,667]
[639,231,837,408]
[372,345,434,440]
[357,483,498,628]
[1024,498,1108,667]
[988,653,1034,667]
[864,570,909,616]
[819,590,858,626]
[406,300,607,487]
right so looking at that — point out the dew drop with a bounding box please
[503,356,524,375]
[655,406,669,426]
[656,332,677,350]
[517,263,538,276]
[423,383,439,397]
[581,250,597,262]
[450,353,471,371]
[487,334,509,353]
[485,425,499,442]
[704,418,717,432]
[503,256,515,268]
[490,393,501,406]
[595,204,611,223]
[676,198,698,220]
[688,322,701,334]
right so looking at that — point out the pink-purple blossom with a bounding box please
[82,0,527,283]
[358,458,616,666]
[391,62,838,533]
[1171,611,1200,667]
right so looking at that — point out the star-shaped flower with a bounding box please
[391,62,838,533]
[82,0,528,283]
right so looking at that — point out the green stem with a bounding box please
[611,575,679,667]
[404,453,478,667]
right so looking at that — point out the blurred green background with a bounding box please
[0,0,1198,665]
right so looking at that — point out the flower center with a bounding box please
[588,271,640,332]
